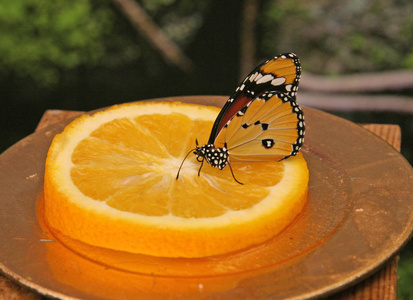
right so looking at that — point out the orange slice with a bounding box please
[44,101,309,258]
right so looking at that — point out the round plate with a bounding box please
[0,96,412,299]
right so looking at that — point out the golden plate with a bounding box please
[0,96,412,299]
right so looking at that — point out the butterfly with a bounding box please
[177,53,304,184]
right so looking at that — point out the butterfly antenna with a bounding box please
[228,162,243,185]
[176,148,196,180]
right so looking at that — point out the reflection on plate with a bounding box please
[0,96,412,299]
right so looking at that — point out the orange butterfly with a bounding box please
[177,53,304,184]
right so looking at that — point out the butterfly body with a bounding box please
[177,53,304,183]
[194,144,229,170]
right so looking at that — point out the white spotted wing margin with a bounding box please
[213,91,305,163]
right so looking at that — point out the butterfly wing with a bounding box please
[214,91,305,162]
[208,53,301,144]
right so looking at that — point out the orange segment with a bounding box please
[135,113,193,157]
[106,174,171,215]
[90,117,170,158]
[44,101,309,257]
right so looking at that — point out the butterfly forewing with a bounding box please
[255,56,299,89]
[208,53,301,144]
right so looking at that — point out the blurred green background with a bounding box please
[0,0,412,298]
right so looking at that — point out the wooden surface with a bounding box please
[0,110,403,299]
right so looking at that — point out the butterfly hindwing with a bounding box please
[208,53,301,144]
[214,92,305,162]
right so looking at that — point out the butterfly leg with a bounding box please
[197,159,204,177]
[228,162,243,185]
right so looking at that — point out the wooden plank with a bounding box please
[361,124,401,151]
[0,112,403,299]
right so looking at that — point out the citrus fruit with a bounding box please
[44,101,309,258]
